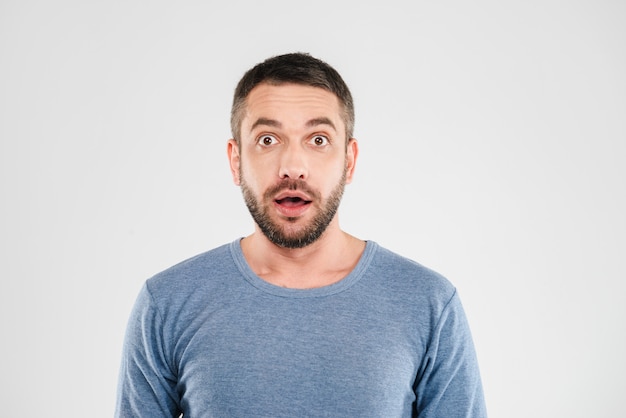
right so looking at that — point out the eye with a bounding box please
[310,135,329,146]
[258,134,278,146]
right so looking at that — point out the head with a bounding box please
[228,53,358,249]
[230,52,354,147]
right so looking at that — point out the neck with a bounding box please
[240,219,365,289]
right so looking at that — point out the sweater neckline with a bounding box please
[229,239,377,298]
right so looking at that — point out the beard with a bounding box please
[240,169,347,249]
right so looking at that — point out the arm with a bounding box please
[414,290,487,417]
[115,283,181,417]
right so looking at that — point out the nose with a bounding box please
[278,144,308,180]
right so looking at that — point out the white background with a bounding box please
[1,1,624,416]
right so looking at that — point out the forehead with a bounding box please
[242,83,343,130]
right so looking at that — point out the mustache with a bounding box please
[263,179,320,201]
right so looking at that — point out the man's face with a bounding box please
[228,83,357,249]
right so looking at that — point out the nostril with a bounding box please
[279,171,306,180]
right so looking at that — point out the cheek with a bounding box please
[241,151,282,179]
[239,160,266,191]
[319,162,348,189]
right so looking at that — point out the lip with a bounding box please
[273,191,313,218]
[274,190,312,202]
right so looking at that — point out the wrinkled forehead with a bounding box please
[240,83,345,134]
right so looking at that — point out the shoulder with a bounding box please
[366,242,457,309]
[143,242,239,306]
[149,242,231,282]
[370,243,455,292]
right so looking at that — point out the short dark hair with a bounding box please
[230,52,354,144]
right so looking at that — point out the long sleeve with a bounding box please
[115,283,181,417]
[414,291,487,417]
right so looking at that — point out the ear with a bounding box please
[227,139,241,186]
[345,138,359,184]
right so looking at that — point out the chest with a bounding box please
[172,295,423,416]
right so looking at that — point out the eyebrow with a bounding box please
[249,117,337,133]
[250,117,281,132]
[306,117,336,131]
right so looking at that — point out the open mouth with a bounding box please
[272,186,315,217]
[275,196,312,207]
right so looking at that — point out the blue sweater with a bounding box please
[116,240,486,417]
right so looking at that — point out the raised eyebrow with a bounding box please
[250,117,281,133]
[306,117,336,131]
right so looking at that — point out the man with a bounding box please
[116,52,487,417]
